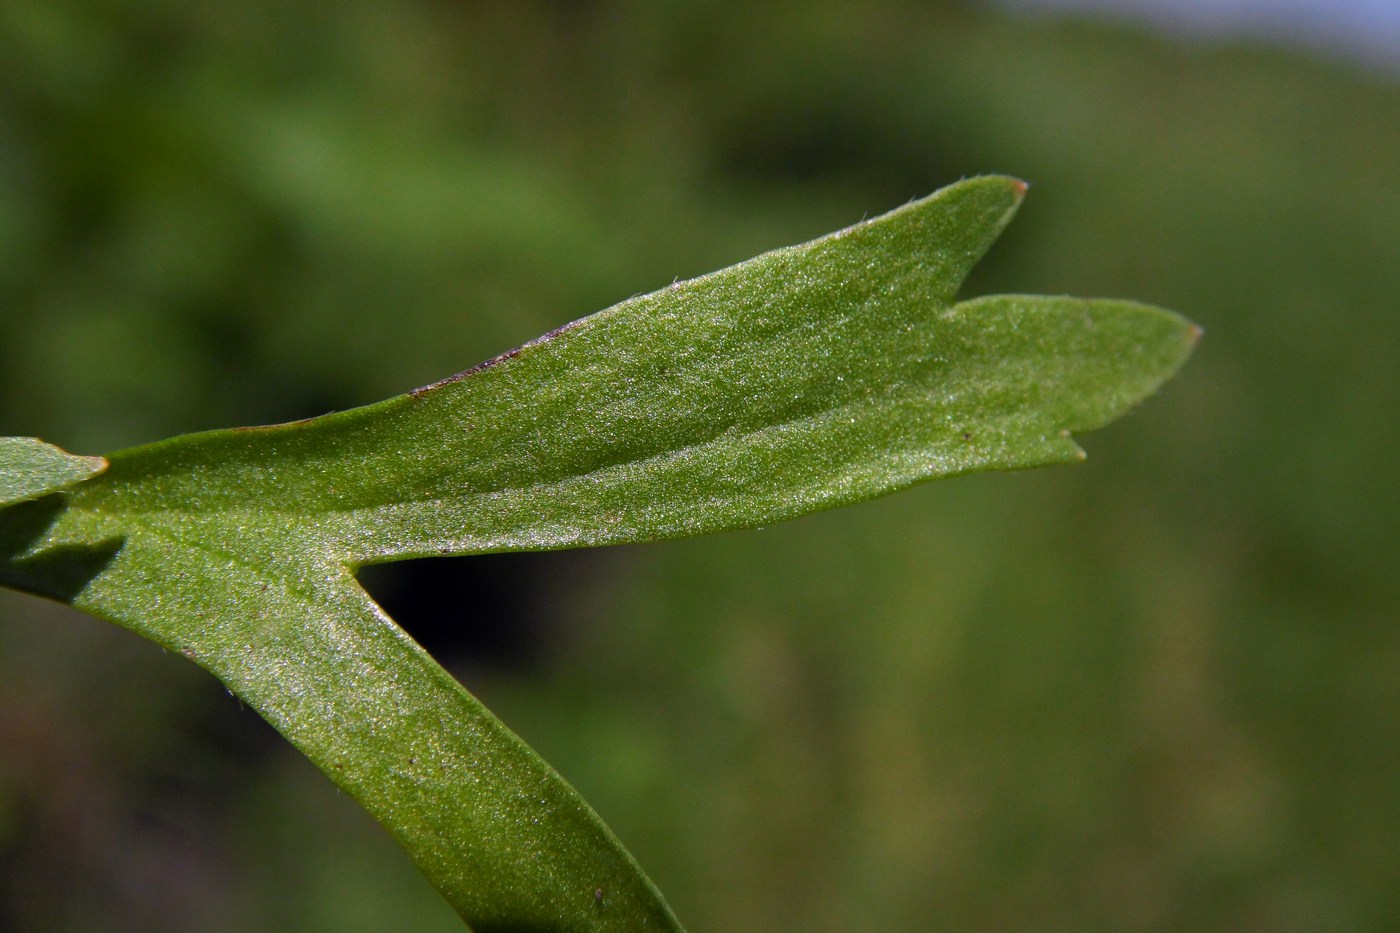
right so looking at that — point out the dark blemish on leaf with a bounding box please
[408,351,517,398]
[962,432,972,441]
[531,318,587,344]
[409,317,587,398]
[229,413,323,432]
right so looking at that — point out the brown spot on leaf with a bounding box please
[408,318,587,398]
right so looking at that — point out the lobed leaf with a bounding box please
[0,176,1197,931]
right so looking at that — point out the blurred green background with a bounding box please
[2,1,1397,930]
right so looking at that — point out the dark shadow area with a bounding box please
[0,496,123,603]
[717,101,962,206]
[357,549,608,673]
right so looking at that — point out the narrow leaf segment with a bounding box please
[0,176,1197,931]
[0,437,106,507]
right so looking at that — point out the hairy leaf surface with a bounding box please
[0,176,1197,931]
[0,437,106,506]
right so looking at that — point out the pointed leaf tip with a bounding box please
[813,174,1029,307]
[0,437,107,507]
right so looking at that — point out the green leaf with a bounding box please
[0,437,107,506]
[0,176,1197,931]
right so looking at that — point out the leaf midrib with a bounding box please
[78,370,1088,567]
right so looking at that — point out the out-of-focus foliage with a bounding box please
[0,1,1395,931]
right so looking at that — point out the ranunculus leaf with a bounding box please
[0,176,1197,931]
